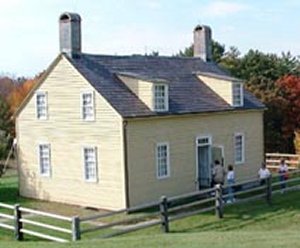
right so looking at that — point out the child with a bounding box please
[226,165,235,203]
[278,159,288,193]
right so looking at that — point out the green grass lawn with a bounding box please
[1,169,300,247]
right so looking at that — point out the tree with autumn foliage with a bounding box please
[7,78,38,114]
[0,74,40,160]
[277,75,300,153]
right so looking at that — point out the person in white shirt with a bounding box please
[278,159,288,193]
[258,162,271,185]
[226,165,235,203]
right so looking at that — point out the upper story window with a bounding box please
[232,83,243,107]
[154,84,168,112]
[234,133,245,164]
[156,142,170,179]
[83,147,98,182]
[36,92,48,120]
[81,92,95,121]
[39,144,51,177]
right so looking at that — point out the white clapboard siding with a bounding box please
[17,56,126,210]
[126,110,264,207]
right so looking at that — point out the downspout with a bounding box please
[123,120,130,209]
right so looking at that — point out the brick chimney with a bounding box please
[193,25,212,62]
[59,12,81,57]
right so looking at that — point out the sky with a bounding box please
[0,0,300,77]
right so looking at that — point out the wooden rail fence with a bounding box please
[266,153,300,171]
[78,169,300,238]
[0,203,78,242]
[1,169,300,242]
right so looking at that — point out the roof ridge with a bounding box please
[81,53,214,61]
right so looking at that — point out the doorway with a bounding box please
[196,136,212,190]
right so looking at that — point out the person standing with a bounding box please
[226,165,235,203]
[258,162,271,185]
[278,159,288,193]
[212,160,226,186]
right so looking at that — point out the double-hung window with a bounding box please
[154,84,168,112]
[81,92,95,121]
[39,144,51,177]
[36,92,48,119]
[156,142,170,179]
[234,133,245,164]
[83,147,98,182]
[232,83,243,107]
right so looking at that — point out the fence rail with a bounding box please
[266,153,300,171]
[79,169,300,238]
[1,168,300,242]
[0,203,76,242]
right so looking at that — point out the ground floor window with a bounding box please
[156,142,170,179]
[38,144,51,177]
[234,133,245,164]
[83,147,98,182]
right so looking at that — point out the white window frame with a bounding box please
[81,91,95,121]
[234,133,245,164]
[232,82,244,107]
[153,84,169,112]
[83,146,98,183]
[38,143,51,177]
[156,142,170,179]
[36,92,48,120]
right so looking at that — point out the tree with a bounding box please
[7,77,39,114]
[277,75,300,153]
[219,46,241,75]
[0,97,13,160]
[0,76,14,99]
[225,50,300,153]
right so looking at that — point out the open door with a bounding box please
[212,146,224,166]
[196,136,212,190]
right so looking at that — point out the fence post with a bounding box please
[160,196,169,233]
[14,204,23,241]
[266,175,272,205]
[215,184,224,219]
[71,216,81,241]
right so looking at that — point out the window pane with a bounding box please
[82,93,94,120]
[156,144,169,178]
[154,85,167,111]
[84,147,97,181]
[37,93,47,119]
[39,144,50,176]
[232,83,242,106]
[234,135,244,163]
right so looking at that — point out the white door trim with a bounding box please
[195,135,212,190]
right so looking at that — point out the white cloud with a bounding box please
[202,1,250,18]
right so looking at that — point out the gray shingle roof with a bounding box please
[66,54,264,118]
